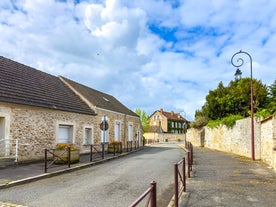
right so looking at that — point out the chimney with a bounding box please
[171,111,174,116]
[160,108,163,113]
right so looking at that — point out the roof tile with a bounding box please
[0,56,95,115]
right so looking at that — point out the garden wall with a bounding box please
[186,116,276,169]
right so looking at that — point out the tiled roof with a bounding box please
[150,109,187,122]
[0,56,95,115]
[60,77,139,117]
[161,111,185,121]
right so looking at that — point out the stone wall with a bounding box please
[92,108,142,146]
[186,116,276,169]
[0,102,142,162]
[143,132,185,143]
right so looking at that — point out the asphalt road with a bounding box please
[0,143,185,207]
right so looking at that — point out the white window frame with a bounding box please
[83,126,93,145]
[128,122,133,141]
[114,120,121,141]
[56,122,75,144]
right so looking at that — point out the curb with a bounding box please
[0,148,144,189]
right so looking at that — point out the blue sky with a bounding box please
[0,0,275,120]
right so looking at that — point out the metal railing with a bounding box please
[0,138,18,163]
[44,147,71,173]
[44,141,141,172]
[174,141,193,207]
[174,157,186,207]
[126,140,139,152]
[128,181,157,207]
[90,143,105,161]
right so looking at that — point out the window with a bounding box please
[83,127,93,145]
[114,121,121,141]
[128,123,133,141]
[58,125,73,143]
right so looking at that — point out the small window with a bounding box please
[83,127,93,145]
[128,123,133,141]
[115,121,121,141]
[58,125,73,143]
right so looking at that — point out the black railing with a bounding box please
[44,147,71,173]
[90,144,105,161]
[44,141,141,173]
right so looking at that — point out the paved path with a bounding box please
[180,147,276,207]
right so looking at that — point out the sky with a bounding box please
[0,0,275,121]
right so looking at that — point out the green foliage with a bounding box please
[255,109,272,119]
[207,115,244,129]
[266,80,276,115]
[206,119,221,129]
[190,116,208,129]
[135,108,150,132]
[197,78,268,120]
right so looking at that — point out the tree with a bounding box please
[135,108,150,132]
[266,80,276,114]
[197,78,268,120]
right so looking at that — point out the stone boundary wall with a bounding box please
[143,132,185,143]
[186,116,276,169]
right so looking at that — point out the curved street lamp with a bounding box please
[231,50,255,160]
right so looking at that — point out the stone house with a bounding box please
[143,109,188,143]
[0,56,142,162]
[149,108,187,134]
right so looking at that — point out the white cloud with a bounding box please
[0,0,275,121]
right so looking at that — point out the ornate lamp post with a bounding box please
[231,50,255,160]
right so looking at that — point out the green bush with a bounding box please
[221,115,244,128]
[207,114,244,129]
[255,109,272,119]
[207,120,221,129]
[190,116,208,129]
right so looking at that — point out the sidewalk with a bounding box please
[0,149,139,189]
[179,147,276,207]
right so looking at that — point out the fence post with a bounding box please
[187,151,191,178]
[174,163,179,207]
[183,157,186,192]
[191,143,193,167]
[150,181,157,207]
[113,143,116,156]
[90,145,93,162]
[68,147,71,168]
[44,149,47,173]
[15,139,18,164]
[102,143,105,159]
[131,141,133,151]
[120,142,123,153]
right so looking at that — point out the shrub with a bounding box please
[207,114,244,129]
[190,116,208,129]
[55,143,77,151]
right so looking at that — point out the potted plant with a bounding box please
[53,143,80,164]
[108,141,122,153]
